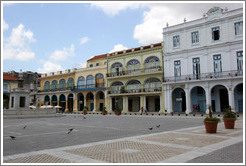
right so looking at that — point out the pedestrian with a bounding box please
[193,105,195,112]
[144,107,148,114]
[197,104,200,112]
[140,106,144,114]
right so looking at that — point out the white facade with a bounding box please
[163,7,243,114]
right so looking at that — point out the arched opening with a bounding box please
[67,78,74,89]
[110,81,124,94]
[144,78,161,92]
[68,94,74,112]
[211,85,229,112]
[96,91,105,111]
[111,62,123,76]
[234,83,243,113]
[51,80,58,91]
[86,75,94,88]
[44,95,50,105]
[3,94,9,109]
[190,86,206,112]
[86,92,94,111]
[59,94,66,112]
[77,93,84,111]
[77,76,85,89]
[126,80,141,93]
[145,57,160,72]
[44,81,50,92]
[127,59,140,74]
[51,95,58,106]
[59,79,66,90]
[95,73,104,87]
[172,88,186,112]
[112,97,123,111]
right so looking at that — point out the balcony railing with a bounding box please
[164,70,243,83]
[108,86,162,94]
[73,83,105,90]
[106,66,162,78]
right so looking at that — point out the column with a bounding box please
[168,88,173,113]
[122,96,128,113]
[159,93,165,113]
[84,97,87,107]
[109,96,113,113]
[143,96,146,110]
[228,90,235,111]
[205,88,211,114]
[93,92,97,112]
[73,94,78,112]
[65,99,68,112]
[185,88,191,114]
[139,96,144,112]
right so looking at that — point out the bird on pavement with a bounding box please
[23,125,27,129]
[148,127,153,130]
[67,128,73,134]
[82,116,86,119]
[156,125,160,128]
[10,136,16,140]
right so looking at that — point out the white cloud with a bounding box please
[37,61,63,73]
[3,20,9,31]
[49,44,75,61]
[91,2,141,16]
[80,36,89,45]
[3,24,36,61]
[109,44,128,53]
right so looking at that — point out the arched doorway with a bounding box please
[77,93,84,111]
[190,86,206,112]
[172,88,186,112]
[234,83,243,113]
[68,94,73,112]
[44,95,50,105]
[3,94,9,109]
[86,92,94,111]
[95,73,104,87]
[51,95,58,106]
[59,94,66,112]
[211,85,229,112]
[96,91,105,111]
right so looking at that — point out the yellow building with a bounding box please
[107,42,165,113]
[74,54,107,112]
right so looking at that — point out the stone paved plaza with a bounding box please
[3,114,244,163]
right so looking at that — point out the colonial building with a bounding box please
[163,7,243,114]
[73,54,107,112]
[106,42,164,113]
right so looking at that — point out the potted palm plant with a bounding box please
[114,107,122,116]
[102,107,107,115]
[204,105,220,133]
[83,106,88,115]
[223,106,237,129]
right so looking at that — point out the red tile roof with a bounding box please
[87,54,107,62]
[3,73,18,81]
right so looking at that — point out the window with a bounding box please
[67,78,74,89]
[96,63,99,66]
[77,76,85,89]
[212,27,220,41]
[213,55,222,77]
[3,83,8,92]
[193,58,200,79]
[235,21,243,35]
[237,51,243,75]
[44,81,50,91]
[174,60,181,80]
[86,75,94,88]
[191,31,199,44]
[173,35,180,47]
[59,79,66,90]
[89,64,93,67]
[11,97,14,107]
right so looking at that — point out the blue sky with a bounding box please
[2,1,243,73]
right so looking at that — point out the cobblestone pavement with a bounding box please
[3,117,243,164]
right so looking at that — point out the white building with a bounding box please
[163,7,243,114]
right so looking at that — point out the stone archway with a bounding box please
[234,83,243,113]
[211,85,229,112]
[190,86,206,112]
[68,94,74,112]
[172,88,186,112]
[77,93,84,111]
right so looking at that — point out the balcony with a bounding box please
[164,70,243,83]
[106,66,162,78]
[108,86,162,95]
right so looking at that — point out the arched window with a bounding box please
[127,60,140,74]
[111,63,123,76]
[144,78,161,92]
[126,80,141,93]
[67,78,74,89]
[145,57,160,71]
[77,76,85,89]
[86,75,94,88]
[51,80,58,91]
[111,81,124,94]
[44,95,50,105]
[44,81,50,91]
[59,79,66,90]
[51,95,57,106]
[95,73,104,87]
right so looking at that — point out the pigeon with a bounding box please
[67,128,73,134]
[23,125,27,129]
[82,116,86,119]
[148,127,153,130]
[10,136,16,140]
[156,125,160,128]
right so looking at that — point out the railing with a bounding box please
[164,70,243,83]
[108,86,162,94]
[106,66,162,78]
[74,83,105,90]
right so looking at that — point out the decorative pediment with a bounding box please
[206,7,223,20]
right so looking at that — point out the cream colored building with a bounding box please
[106,42,165,113]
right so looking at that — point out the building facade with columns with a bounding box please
[106,42,165,113]
[73,54,107,112]
[163,7,243,114]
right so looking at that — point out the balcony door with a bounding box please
[193,58,200,79]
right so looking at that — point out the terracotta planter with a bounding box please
[204,121,219,133]
[115,111,121,116]
[223,118,236,129]
[102,111,107,115]
[83,111,87,115]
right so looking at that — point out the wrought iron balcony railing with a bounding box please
[163,70,243,83]
[108,86,162,94]
[106,66,162,78]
